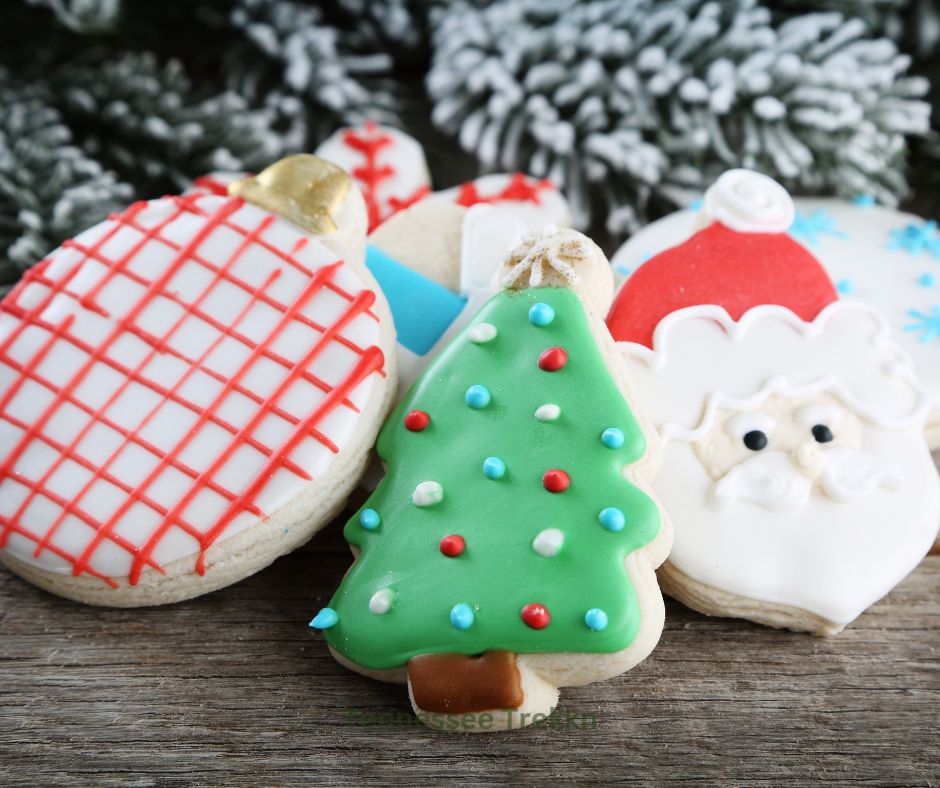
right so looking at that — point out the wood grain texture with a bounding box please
[1,457,938,786]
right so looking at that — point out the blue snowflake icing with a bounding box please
[888,221,940,258]
[788,210,847,247]
[904,306,940,344]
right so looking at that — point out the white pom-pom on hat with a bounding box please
[701,169,795,234]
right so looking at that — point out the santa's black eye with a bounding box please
[743,430,768,451]
[812,424,834,443]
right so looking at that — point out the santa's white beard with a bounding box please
[710,448,904,512]
[657,430,940,626]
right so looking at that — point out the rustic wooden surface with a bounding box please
[0,456,937,785]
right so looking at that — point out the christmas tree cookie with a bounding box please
[0,155,397,606]
[311,228,671,732]
[610,170,940,634]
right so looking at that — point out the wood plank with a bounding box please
[1,458,938,785]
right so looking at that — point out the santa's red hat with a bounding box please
[607,170,838,347]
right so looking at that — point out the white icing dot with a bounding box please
[532,528,564,557]
[413,481,443,507]
[369,588,394,615]
[468,322,497,343]
[535,403,561,422]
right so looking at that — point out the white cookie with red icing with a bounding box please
[0,155,397,606]
[315,122,431,232]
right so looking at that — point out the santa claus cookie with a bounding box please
[611,170,940,450]
[311,228,671,732]
[0,155,397,606]
[609,171,940,635]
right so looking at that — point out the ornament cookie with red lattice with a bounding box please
[0,155,397,606]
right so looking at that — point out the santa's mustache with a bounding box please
[709,448,903,513]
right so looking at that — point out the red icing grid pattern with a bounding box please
[0,193,386,587]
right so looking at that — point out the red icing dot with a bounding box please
[537,346,568,371]
[521,603,551,630]
[439,534,466,557]
[405,410,430,432]
[542,469,570,493]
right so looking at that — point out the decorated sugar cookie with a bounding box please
[315,122,431,231]
[311,228,671,731]
[611,169,940,449]
[0,155,397,606]
[367,187,571,392]
[610,171,940,635]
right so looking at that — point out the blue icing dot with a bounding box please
[450,603,475,630]
[482,456,506,480]
[310,608,338,629]
[919,273,936,288]
[359,508,381,531]
[688,198,703,211]
[853,194,876,207]
[598,507,626,532]
[836,278,855,295]
[528,302,556,327]
[465,384,492,409]
[601,428,624,449]
[585,608,609,631]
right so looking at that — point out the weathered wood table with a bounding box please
[2,454,938,786]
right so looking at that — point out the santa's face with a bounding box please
[656,392,939,627]
[696,393,902,512]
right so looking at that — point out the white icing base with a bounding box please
[617,301,940,627]
[0,193,388,582]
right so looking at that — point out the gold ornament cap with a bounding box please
[229,154,352,235]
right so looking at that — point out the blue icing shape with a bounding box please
[789,210,846,247]
[919,273,936,288]
[450,603,475,630]
[465,384,492,409]
[359,508,381,531]
[888,221,940,258]
[482,456,506,480]
[598,507,626,532]
[585,608,609,631]
[905,307,940,343]
[853,194,876,207]
[310,608,339,629]
[528,302,556,326]
[688,198,703,211]
[365,245,468,356]
[836,278,855,295]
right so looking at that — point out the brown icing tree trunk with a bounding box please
[408,650,524,714]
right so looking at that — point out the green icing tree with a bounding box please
[314,285,660,671]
